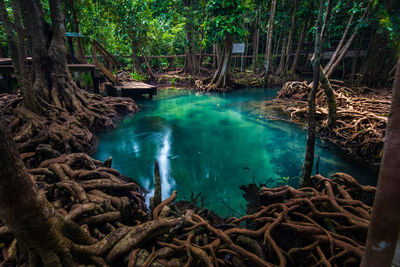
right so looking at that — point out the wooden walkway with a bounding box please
[0,58,157,99]
[105,81,157,99]
[0,60,100,94]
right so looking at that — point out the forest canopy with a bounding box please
[0,0,397,88]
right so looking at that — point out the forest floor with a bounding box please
[0,74,382,266]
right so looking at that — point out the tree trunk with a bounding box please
[277,36,287,75]
[289,19,307,73]
[213,44,217,69]
[69,0,86,63]
[182,0,198,74]
[360,57,400,267]
[357,29,395,87]
[252,4,260,71]
[207,36,233,90]
[16,0,81,112]
[273,30,281,59]
[299,0,324,188]
[320,0,333,45]
[323,13,354,74]
[319,65,336,128]
[0,0,41,114]
[284,0,297,73]
[350,30,364,84]
[0,112,74,266]
[264,0,277,76]
[131,38,144,75]
[324,1,371,78]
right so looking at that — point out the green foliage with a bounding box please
[130,71,147,81]
[204,0,246,46]
[2,0,393,71]
[378,6,400,49]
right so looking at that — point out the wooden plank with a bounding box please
[105,81,157,98]
[91,40,121,67]
[0,58,12,65]
[67,64,95,72]
[118,81,156,89]
[0,57,32,65]
[93,60,120,85]
[0,65,14,74]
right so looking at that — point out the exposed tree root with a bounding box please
[0,150,374,266]
[194,77,234,92]
[0,84,376,266]
[0,90,137,168]
[265,81,391,165]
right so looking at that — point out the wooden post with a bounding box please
[91,68,99,94]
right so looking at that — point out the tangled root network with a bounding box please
[270,81,390,164]
[0,152,375,266]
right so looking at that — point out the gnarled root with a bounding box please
[0,90,137,169]
[268,81,390,165]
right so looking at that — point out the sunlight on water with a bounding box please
[93,88,377,217]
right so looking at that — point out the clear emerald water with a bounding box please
[93,88,377,217]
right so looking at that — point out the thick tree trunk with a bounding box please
[15,0,103,115]
[0,0,41,114]
[289,19,307,73]
[299,0,324,188]
[0,112,73,266]
[131,38,144,75]
[361,57,400,267]
[284,0,297,73]
[264,0,277,76]
[0,0,19,78]
[357,30,395,87]
[207,37,233,90]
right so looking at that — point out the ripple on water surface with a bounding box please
[93,88,378,217]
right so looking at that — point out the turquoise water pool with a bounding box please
[93,88,377,217]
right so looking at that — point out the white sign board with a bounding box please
[232,43,245,54]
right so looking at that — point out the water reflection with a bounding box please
[93,88,378,217]
[156,127,175,200]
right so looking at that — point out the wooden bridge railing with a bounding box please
[90,39,122,85]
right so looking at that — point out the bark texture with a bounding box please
[0,112,73,266]
[361,58,400,267]
[182,0,198,74]
[196,37,233,91]
[264,0,277,76]
[299,0,324,188]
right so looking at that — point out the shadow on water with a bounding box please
[93,88,378,217]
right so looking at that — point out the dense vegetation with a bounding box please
[1,0,398,87]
